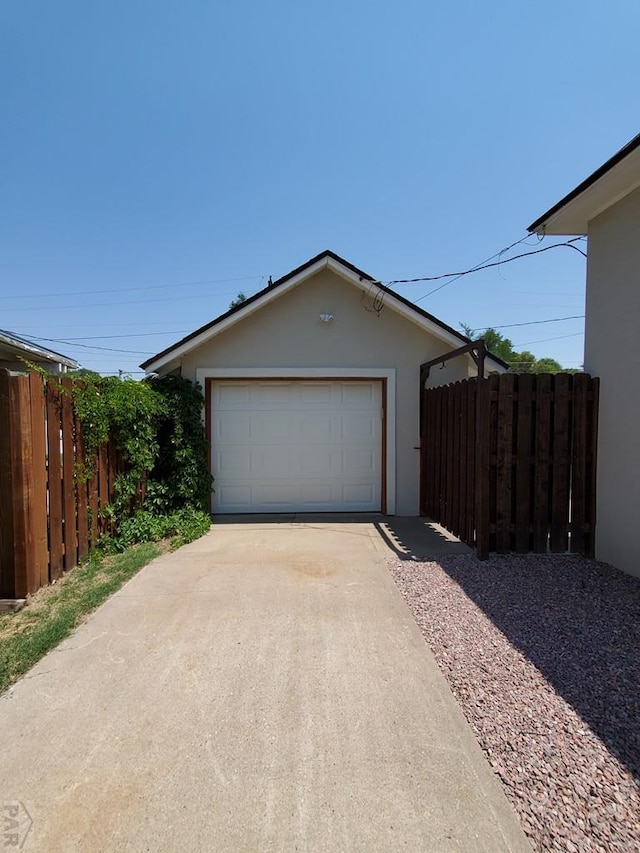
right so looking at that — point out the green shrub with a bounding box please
[100,508,211,553]
[65,373,212,548]
[145,375,213,513]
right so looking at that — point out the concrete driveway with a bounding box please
[0,518,530,852]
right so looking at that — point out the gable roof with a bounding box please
[0,328,80,370]
[140,250,507,374]
[528,132,640,235]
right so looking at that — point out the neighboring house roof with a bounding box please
[141,250,507,374]
[528,132,640,235]
[0,329,80,370]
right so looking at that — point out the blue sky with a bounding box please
[1,1,637,375]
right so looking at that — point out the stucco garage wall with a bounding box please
[585,186,640,577]
[180,269,470,516]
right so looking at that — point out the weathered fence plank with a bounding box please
[550,373,571,552]
[28,373,49,590]
[495,373,515,553]
[570,373,589,554]
[0,371,16,598]
[46,382,64,580]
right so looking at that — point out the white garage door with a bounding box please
[210,380,383,513]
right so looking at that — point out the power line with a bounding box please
[491,314,584,330]
[14,330,192,341]
[512,332,584,347]
[18,334,153,355]
[391,238,586,296]
[0,275,263,301]
[1,291,255,312]
[412,233,536,304]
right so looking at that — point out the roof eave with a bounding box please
[528,132,640,236]
[0,331,80,369]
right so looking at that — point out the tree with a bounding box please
[461,324,570,374]
[229,292,247,309]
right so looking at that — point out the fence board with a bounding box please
[28,373,49,589]
[495,374,515,553]
[475,375,493,559]
[532,375,552,552]
[570,374,588,554]
[451,383,461,537]
[10,376,36,596]
[60,379,77,571]
[432,387,442,522]
[585,378,599,558]
[514,374,533,553]
[465,380,476,545]
[46,383,64,580]
[458,382,468,543]
[76,417,89,562]
[550,374,572,552]
[0,371,16,597]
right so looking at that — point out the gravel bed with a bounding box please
[388,553,640,852]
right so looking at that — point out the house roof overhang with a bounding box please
[0,329,80,369]
[528,132,640,236]
[140,250,508,375]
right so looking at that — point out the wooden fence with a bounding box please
[420,373,599,559]
[0,370,121,600]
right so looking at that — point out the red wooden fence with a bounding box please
[0,371,121,599]
[420,372,599,559]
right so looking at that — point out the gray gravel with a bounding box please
[388,553,640,852]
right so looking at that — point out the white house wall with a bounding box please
[585,186,640,577]
[179,268,470,516]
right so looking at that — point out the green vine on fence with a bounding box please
[36,369,213,550]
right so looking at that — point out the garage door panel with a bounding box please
[342,449,377,475]
[343,483,376,504]
[217,484,253,509]
[299,383,333,404]
[297,415,335,441]
[341,412,378,440]
[341,383,377,406]
[211,380,382,513]
[216,448,253,474]
[216,384,252,407]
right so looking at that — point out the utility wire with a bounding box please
[18,334,153,355]
[389,238,586,294]
[14,330,192,341]
[512,332,584,347]
[491,314,584,330]
[410,234,536,304]
[0,275,263,301]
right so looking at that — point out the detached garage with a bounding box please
[141,251,505,516]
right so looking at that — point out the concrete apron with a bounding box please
[0,521,531,852]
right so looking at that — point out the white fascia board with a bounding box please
[198,367,396,514]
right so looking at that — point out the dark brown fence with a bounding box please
[0,371,121,600]
[420,373,599,559]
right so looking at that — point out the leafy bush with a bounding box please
[67,373,212,550]
[100,508,211,553]
[146,375,213,512]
